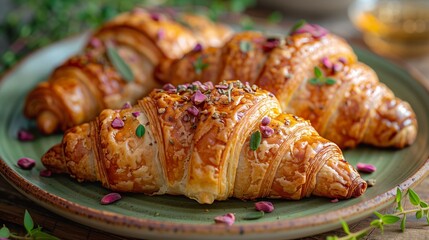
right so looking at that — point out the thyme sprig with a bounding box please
[327,188,429,240]
[308,66,336,86]
[0,210,59,240]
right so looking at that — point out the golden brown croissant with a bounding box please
[42,80,367,204]
[24,8,233,134]
[155,24,417,149]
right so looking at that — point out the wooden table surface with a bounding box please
[1,6,429,240]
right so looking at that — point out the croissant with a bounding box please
[42,80,367,204]
[23,8,232,134]
[155,25,417,149]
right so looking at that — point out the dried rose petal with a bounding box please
[193,43,203,52]
[262,37,280,52]
[187,106,199,116]
[150,12,161,21]
[157,29,165,40]
[333,62,344,73]
[89,37,102,48]
[292,23,329,38]
[356,163,376,173]
[132,111,141,117]
[215,84,229,89]
[17,129,34,141]
[39,169,52,177]
[260,125,274,138]
[321,57,332,69]
[17,157,36,170]
[101,192,122,205]
[255,201,274,213]
[192,90,207,105]
[122,102,131,109]
[111,117,125,129]
[163,83,176,91]
[261,117,271,126]
[338,57,348,64]
[331,198,339,203]
[204,81,214,90]
[214,213,235,226]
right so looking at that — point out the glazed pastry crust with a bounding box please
[42,80,367,204]
[24,8,233,134]
[156,29,417,149]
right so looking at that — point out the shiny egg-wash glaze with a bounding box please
[42,80,366,204]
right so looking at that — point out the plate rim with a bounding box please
[1,35,429,239]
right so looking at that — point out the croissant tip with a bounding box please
[351,178,368,198]
[37,111,60,135]
[42,144,67,174]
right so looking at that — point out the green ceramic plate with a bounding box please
[0,35,428,240]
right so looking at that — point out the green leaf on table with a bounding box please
[370,219,382,228]
[30,227,60,240]
[401,215,406,232]
[381,215,400,224]
[340,220,350,234]
[243,211,264,220]
[268,11,282,24]
[0,225,10,238]
[408,189,421,206]
[107,43,134,82]
[24,209,34,233]
[308,77,321,85]
[374,211,383,219]
[326,236,339,240]
[416,210,423,219]
[325,78,337,85]
[396,188,403,203]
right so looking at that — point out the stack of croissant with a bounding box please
[28,8,419,203]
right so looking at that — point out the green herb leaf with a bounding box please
[308,77,321,85]
[239,40,252,53]
[136,124,145,138]
[325,78,336,85]
[370,219,382,228]
[374,211,384,219]
[408,189,421,206]
[401,215,406,232]
[381,215,400,224]
[268,11,282,24]
[326,236,339,240]
[24,209,34,234]
[290,19,307,33]
[30,227,60,240]
[250,130,262,151]
[426,214,429,225]
[396,188,403,203]
[193,56,209,75]
[314,66,323,78]
[416,210,423,219]
[340,220,350,234]
[107,43,134,82]
[0,225,10,238]
[243,211,264,220]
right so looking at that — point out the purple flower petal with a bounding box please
[187,106,199,116]
[333,62,344,73]
[157,29,165,40]
[261,117,271,126]
[150,13,161,21]
[111,117,125,129]
[17,157,36,170]
[204,81,214,90]
[356,163,376,173]
[321,57,332,69]
[40,169,52,177]
[255,201,274,213]
[132,111,141,117]
[191,90,207,105]
[214,213,235,226]
[193,43,203,52]
[101,192,122,205]
[89,37,102,48]
[17,129,34,141]
[163,83,176,91]
[122,102,132,109]
[260,125,274,138]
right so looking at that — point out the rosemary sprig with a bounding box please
[0,210,59,240]
[193,56,209,75]
[327,188,429,240]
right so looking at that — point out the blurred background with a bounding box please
[0,0,358,75]
[1,0,429,75]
